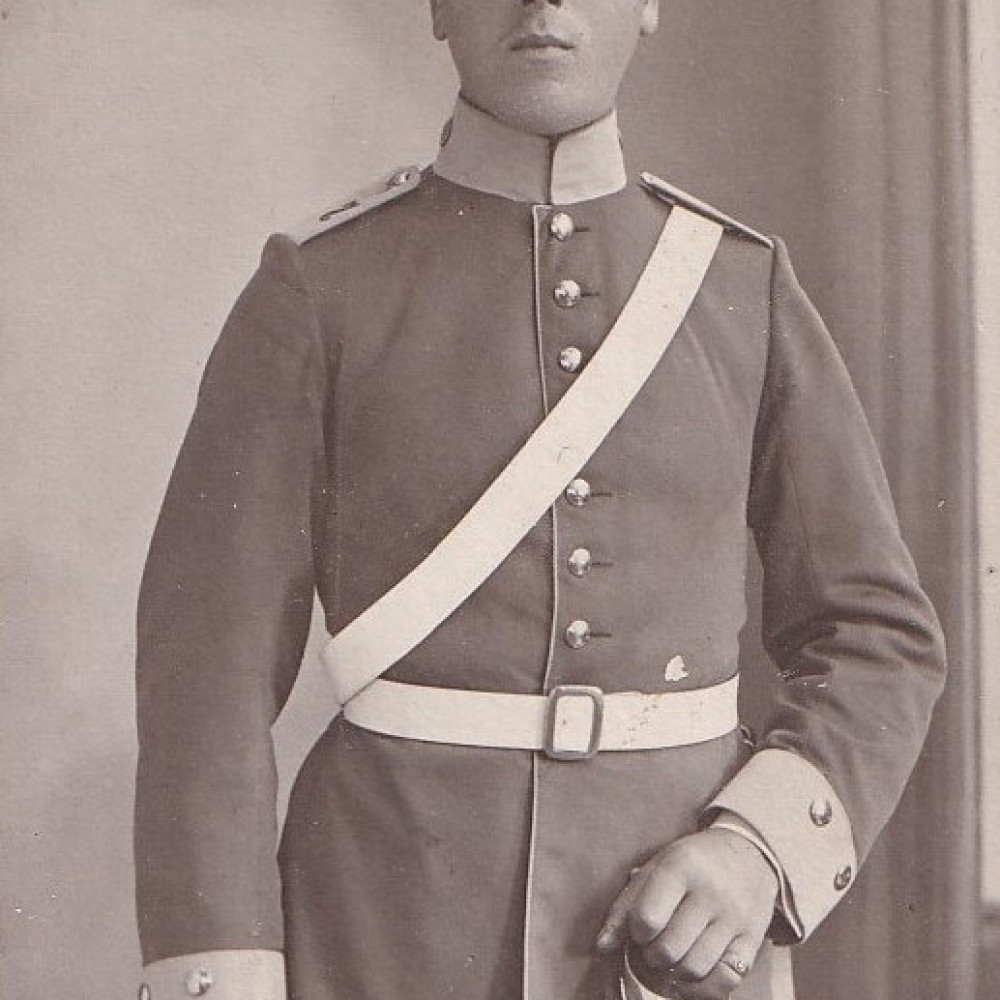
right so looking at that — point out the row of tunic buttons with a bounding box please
[565,475,594,649]
[549,210,586,373]
[566,478,593,646]
[547,212,599,650]
[564,473,597,647]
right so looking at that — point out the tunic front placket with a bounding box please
[523,199,617,1000]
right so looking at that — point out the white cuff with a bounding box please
[139,950,286,1000]
[707,748,857,940]
[710,811,804,940]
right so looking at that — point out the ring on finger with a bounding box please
[719,954,750,977]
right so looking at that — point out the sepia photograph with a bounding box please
[1,1,997,999]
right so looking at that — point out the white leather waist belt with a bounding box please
[343,675,740,760]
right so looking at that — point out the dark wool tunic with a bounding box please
[135,126,945,1000]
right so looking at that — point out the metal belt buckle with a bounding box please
[543,685,605,760]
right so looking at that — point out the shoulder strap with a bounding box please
[285,166,424,246]
[322,206,724,706]
[639,172,773,249]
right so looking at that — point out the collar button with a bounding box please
[549,212,576,241]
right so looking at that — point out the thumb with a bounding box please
[596,868,645,953]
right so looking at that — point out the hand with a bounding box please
[596,829,779,1000]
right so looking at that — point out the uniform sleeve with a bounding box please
[706,238,946,940]
[134,234,328,968]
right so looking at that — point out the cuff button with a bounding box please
[387,168,415,187]
[809,798,833,827]
[185,969,213,997]
[834,865,853,891]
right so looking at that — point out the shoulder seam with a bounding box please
[283,165,426,247]
[639,172,774,249]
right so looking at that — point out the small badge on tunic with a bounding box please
[663,655,690,683]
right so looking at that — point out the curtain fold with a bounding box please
[622,3,977,998]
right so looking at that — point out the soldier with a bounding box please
[134,0,946,998]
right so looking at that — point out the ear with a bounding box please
[639,0,659,36]
[430,0,448,41]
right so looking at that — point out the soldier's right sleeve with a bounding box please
[134,233,329,994]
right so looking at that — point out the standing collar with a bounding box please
[433,97,628,205]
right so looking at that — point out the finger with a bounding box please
[641,895,710,971]
[670,920,736,983]
[597,868,647,951]
[622,944,684,999]
[626,867,687,947]
[671,932,763,1000]
[671,962,743,1000]
[719,930,766,979]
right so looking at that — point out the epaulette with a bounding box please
[285,165,425,246]
[639,172,774,249]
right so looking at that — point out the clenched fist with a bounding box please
[596,828,779,999]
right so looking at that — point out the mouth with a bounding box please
[508,31,575,52]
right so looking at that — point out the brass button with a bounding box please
[565,619,591,649]
[549,212,575,241]
[387,167,415,187]
[185,968,213,997]
[567,548,593,577]
[834,865,853,891]
[565,478,592,506]
[558,346,583,372]
[554,279,582,308]
[809,798,834,827]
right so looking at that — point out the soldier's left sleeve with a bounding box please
[706,238,947,941]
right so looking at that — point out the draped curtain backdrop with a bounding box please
[623,2,978,998]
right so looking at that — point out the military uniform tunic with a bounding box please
[134,99,945,1000]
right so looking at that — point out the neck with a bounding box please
[434,97,628,205]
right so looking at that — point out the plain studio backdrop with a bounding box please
[0,2,983,999]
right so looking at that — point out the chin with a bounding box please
[488,86,611,137]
